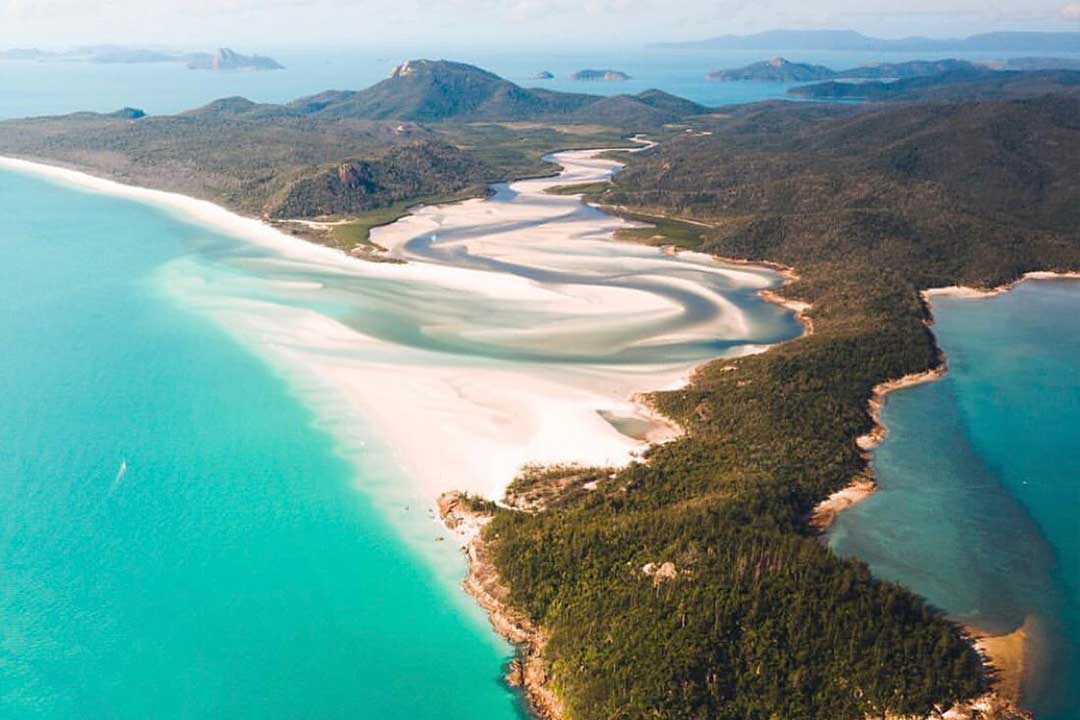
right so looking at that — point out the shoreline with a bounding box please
[814,270,1080,528]
[0,150,796,508]
[813,273,1080,715]
[2,152,1049,720]
[0,151,808,720]
[439,492,563,720]
[972,617,1036,706]
[575,202,817,340]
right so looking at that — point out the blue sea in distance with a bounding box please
[2,45,1080,720]
[2,45,1079,118]
[830,281,1080,720]
[0,170,523,718]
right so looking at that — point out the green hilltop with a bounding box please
[1,58,1077,719]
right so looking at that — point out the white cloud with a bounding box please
[1061,1,1080,18]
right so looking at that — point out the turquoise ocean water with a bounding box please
[0,170,523,718]
[3,46,1080,719]
[830,281,1080,720]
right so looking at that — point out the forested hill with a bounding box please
[609,95,1080,240]
[480,93,1079,719]
[0,59,706,232]
[790,67,1080,101]
[0,64,1074,718]
[240,59,707,124]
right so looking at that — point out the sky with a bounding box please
[0,0,1077,49]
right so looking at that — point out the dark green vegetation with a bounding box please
[708,57,837,82]
[3,57,1074,718]
[791,68,1080,101]
[485,93,1080,719]
[0,60,701,255]
[709,57,980,82]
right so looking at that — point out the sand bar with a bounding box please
[0,148,795,511]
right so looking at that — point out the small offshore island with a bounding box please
[0,45,284,70]
[1,52,1079,720]
[571,68,631,81]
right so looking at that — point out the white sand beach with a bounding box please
[0,149,796,511]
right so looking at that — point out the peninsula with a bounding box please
[1,58,1074,720]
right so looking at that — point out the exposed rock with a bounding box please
[884,692,1031,719]
[642,560,678,586]
[438,491,565,720]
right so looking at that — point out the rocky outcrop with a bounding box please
[641,560,678,586]
[886,693,1031,720]
[438,492,565,720]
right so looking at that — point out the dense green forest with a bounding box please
[2,59,1075,718]
[789,67,1080,101]
[482,94,1080,719]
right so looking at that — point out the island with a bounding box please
[530,70,555,80]
[0,45,284,70]
[789,67,1080,101]
[656,28,1080,53]
[1,57,1074,720]
[709,57,999,82]
[981,56,1080,71]
[571,68,630,81]
[184,48,284,71]
[707,56,835,82]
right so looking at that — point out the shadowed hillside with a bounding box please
[0,60,707,227]
[790,68,1080,101]
[481,93,1080,719]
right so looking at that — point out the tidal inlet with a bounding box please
[0,148,799,717]
[159,148,802,517]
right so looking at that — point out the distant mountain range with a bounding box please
[659,29,1080,53]
[708,56,1080,82]
[0,46,283,71]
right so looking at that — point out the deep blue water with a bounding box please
[830,281,1080,719]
